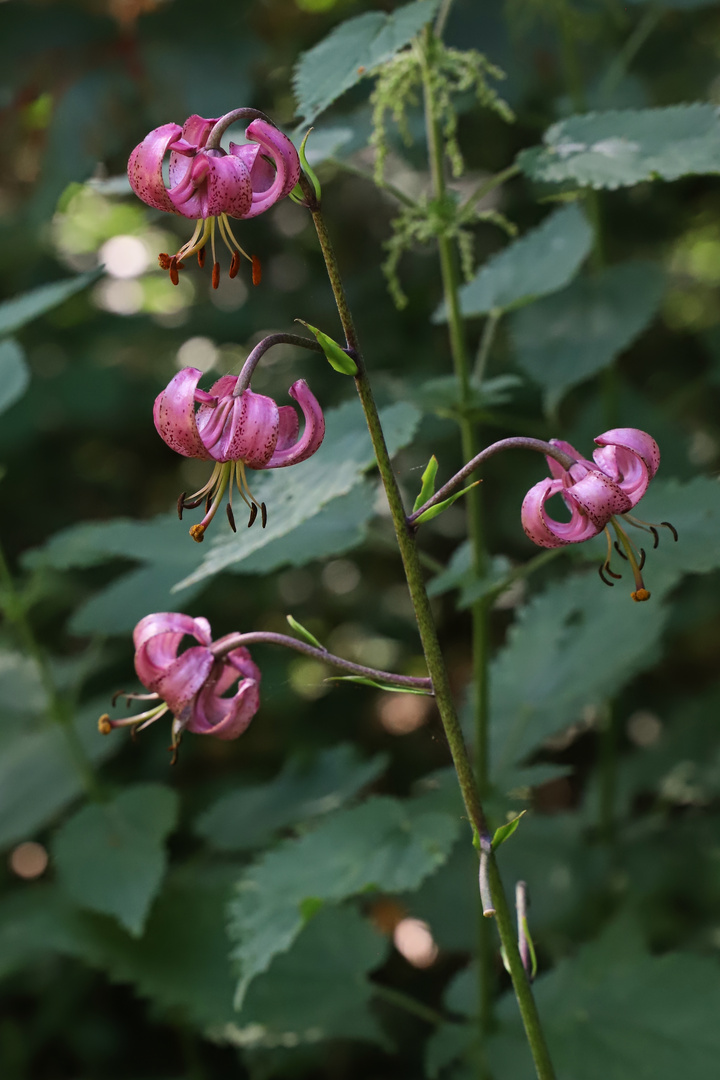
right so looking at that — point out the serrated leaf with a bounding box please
[236,905,389,1048]
[195,744,388,852]
[491,811,526,850]
[408,374,523,416]
[488,918,720,1080]
[508,262,664,408]
[0,697,119,851]
[286,614,324,650]
[53,783,179,936]
[519,104,720,190]
[175,400,420,590]
[491,570,669,772]
[228,793,459,1006]
[0,340,30,414]
[434,204,593,322]
[414,456,439,512]
[0,270,102,336]
[293,0,440,124]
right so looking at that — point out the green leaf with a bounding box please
[175,399,420,590]
[519,104,720,190]
[0,340,30,415]
[488,918,720,1080]
[508,262,664,409]
[408,374,522,417]
[413,455,439,512]
[413,481,480,523]
[228,793,459,1006]
[236,905,389,1048]
[52,783,179,936]
[491,811,526,850]
[0,649,45,716]
[0,697,118,851]
[0,270,102,336]
[296,320,358,375]
[286,614,324,650]
[293,0,440,124]
[491,570,669,773]
[434,204,593,322]
[195,744,388,852]
[329,675,431,694]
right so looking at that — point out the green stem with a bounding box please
[473,310,501,386]
[459,165,520,216]
[434,0,456,39]
[371,983,448,1026]
[328,158,417,208]
[0,542,103,802]
[306,181,557,1080]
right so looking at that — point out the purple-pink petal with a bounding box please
[593,428,660,505]
[128,122,183,214]
[155,646,215,718]
[190,675,260,739]
[240,119,301,219]
[568,471,633,527]
[154,367,210,460]
[134,614,213,691]
[223,389,280,468]
[521,478,603,548]
[265,380,325,468]
[167,151,253,220]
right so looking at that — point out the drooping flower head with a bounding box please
[128,113,300,287]
[154,367,325,541]
[98,613,261,758]
[521,428,676,600]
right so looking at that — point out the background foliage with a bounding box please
[3,0,720,1077]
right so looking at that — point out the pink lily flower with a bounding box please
[128,114,300,287]
[98,613,261,756]
[154,367,325,541]
[521,428,675,601]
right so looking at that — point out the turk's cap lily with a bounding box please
[522,428,660,548]
[128,114,300,222]
[153,367,325,469]
[99,613,261,751]
[521,428,673,601]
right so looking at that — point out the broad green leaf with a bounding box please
[175,400,420,589]
[487,919,720,1080]
[0,697,118,851]
[53,783,179,936]
[508,262,664,408]
[0,340,30,414]
[195,744,388,852]
[519,104,720,190]
[0,270,102,336]
[408,374,522,417]
[293,0,440,124]
[427,545,514,608]
[491,570,669,773]
[69,561,204,636]
[491,812,526,850]
[413,455,439,512]
[236,905,389,1047]
[228,793,459,1006]
[0,649,45,716]
[434,204,593,321]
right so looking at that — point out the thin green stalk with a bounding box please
[473,310,501,386]
[434,0,456,39]
[459,164,520,216]
[327,158,417,208]
[0,542,103,802]
[372,983,448,1026]
[304,185,557,1080]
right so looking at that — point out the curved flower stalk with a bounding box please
[128,111,300,287]
[98,613,261,758]
[521,428,676,600]
[155,367,325,541]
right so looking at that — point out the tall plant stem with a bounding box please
[304,193,557,1080]
[0,542,103,802]
[418,28,494,1054]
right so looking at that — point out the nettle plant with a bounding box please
[6,1,720,1078]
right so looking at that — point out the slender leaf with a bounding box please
[0,271,102,336]
[0,340,30,414]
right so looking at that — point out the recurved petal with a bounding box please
[180,114,218,149]
[128,122,182,213]
[168,151,253,219]
[522,478,602,548]
[546,438,592,482]
[154,367,210,460]
[155,646,215,717]
[274,405,300,452]
[133,613,212,652]
[189,675,260,739]
[135,621,212,692]
[593,428,660,503]
[241,119,301,218]
[265,380,325,468]
[224,389,279,467]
